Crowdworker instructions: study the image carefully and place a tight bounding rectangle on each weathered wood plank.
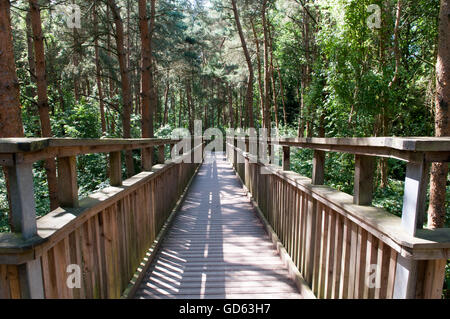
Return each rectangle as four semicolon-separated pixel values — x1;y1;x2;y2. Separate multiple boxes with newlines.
135;153;303;299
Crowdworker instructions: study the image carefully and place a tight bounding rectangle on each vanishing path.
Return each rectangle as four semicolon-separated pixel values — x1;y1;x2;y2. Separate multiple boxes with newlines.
134;152;302;299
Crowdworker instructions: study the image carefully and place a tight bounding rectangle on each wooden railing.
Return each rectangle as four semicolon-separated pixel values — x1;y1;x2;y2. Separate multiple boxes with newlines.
0;137;204;299
226;135;450;299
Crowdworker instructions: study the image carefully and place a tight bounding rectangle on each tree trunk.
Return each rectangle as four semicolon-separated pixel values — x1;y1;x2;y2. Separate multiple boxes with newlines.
277;66;288;125
178;88;183;128
428;0;450;229
251;18;265;127
73;27;81;103
378;6;390;189
389;0;402;88
0;0;26;230
25;11;36;98
108;0;135;177
299;3;312;138
29;0;59;210
94;3;106;135
106;5;115;100
163;81;170;125
139;0;153;176
262;0;271;138
148;0;157;137
56;78;66;135
228;85;234;128
231;0;254;128
186;79;194;134
297;85;305;137
268;24;279;129
170;92;175;126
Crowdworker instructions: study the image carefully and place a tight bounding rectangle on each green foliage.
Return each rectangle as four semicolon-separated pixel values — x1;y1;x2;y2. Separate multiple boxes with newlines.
3;0;449;298
0;174;9;233
54;100;102;138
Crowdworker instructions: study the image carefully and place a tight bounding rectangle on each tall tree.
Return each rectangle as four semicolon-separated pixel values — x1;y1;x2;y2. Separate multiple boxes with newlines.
25;11;36;98
148;0;157;137
428;0;450;228
231;0;254;128
262;0;271;137
163;81;170;125
93;1;107;135
139;0;153;170
29;0;58;210
389;0;402;87
108;0;135;177
0;0;24;139
0;0;26;228
268;23;279;129
250;17;265;126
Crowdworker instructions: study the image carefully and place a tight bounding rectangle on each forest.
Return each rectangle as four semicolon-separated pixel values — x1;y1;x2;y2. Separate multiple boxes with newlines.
0;0;449;297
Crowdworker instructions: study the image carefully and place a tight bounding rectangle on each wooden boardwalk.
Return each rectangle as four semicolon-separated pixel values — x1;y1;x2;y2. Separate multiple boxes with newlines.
134;152;302;299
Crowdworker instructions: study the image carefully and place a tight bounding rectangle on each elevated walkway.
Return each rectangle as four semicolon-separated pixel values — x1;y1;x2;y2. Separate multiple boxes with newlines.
135;153;302;299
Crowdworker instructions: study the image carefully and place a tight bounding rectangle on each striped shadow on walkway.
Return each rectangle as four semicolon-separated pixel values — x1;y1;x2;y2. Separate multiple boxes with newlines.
134;152;302;299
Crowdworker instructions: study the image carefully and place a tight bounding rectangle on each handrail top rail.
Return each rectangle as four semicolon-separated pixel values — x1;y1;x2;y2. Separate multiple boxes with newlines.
276;136;450;153
0;144;203;263
229;136;450;153
0;137;188;154
228;136;450;162
0;164;173;256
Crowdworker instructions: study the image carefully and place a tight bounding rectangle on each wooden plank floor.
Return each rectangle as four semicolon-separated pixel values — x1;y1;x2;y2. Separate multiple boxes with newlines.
134;152;302;299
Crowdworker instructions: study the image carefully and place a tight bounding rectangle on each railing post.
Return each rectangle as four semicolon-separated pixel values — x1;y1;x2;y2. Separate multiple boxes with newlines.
353;155;375;205
157;145;165;164
57;156;79;208
400;161;429;236
7;162;38;238
142;147;153;171
18;259;45;299
393;256;419;299
312;150;325;185
226;137;229;161
7;161;45;299
109;151;122;186
282;146;290;171
393;160;429;299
